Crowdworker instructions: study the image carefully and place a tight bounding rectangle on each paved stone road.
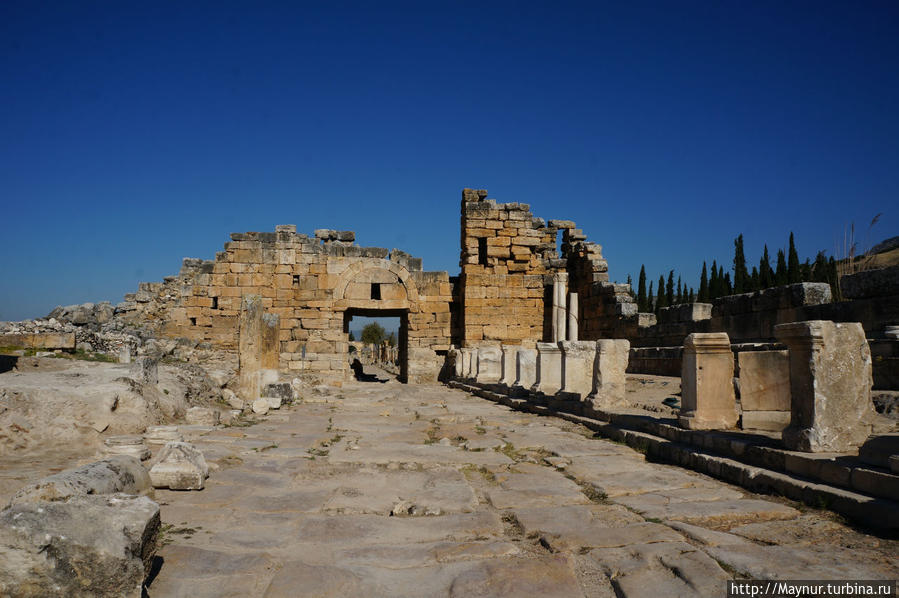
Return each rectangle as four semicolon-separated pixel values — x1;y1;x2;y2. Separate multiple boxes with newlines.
147;371;899;597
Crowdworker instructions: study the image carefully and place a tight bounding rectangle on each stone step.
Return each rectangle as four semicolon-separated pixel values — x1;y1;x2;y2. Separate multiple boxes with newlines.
448;380;899;530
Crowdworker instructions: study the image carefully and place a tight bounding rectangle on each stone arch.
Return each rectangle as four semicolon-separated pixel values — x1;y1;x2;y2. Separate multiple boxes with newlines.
332;260;420;311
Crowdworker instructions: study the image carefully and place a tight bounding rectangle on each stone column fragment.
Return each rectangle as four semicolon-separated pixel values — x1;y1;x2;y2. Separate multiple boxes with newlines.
559;341;596;399
238;294;263;402
476;345;502;383
589;339;630;409
567;292;578;342
500;345;519;386
552;273;568;343
460;348;472;378
775;321;879;452
514;349;537;389
533;342;562;395
260;312;280;387
678;333;738;430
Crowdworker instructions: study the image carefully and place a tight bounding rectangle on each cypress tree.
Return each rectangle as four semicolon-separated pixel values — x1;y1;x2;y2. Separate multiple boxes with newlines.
723;271;733;295
733;234;749;294
656;275;667;312
689;287;695;302
710;260;720;300
750;266;760;291
800;258;812;282
666;271;675;307
627;274;635;299
787;232;801;284
828;256;839;298
637;265;647;311
775;249;788;286
812;251;828;283
676;276;683;304
647;281;654;312
698;262;709;303
759;245;774;289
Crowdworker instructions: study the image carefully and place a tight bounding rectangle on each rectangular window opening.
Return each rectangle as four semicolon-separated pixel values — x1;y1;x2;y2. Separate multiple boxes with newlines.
211;297;218;309
370;283;381;300
293;275;301;286
478;237;488;266
189;317;197;326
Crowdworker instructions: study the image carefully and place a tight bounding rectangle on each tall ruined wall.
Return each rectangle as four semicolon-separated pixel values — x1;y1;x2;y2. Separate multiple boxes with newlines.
458;189;564;346
117;225;453;382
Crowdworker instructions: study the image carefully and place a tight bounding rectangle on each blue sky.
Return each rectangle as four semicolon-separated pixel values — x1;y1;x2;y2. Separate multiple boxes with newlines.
2;1;897;321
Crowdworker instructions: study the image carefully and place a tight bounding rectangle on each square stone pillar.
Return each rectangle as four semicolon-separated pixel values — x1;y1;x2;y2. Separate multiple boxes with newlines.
552;273;568;343
738;350;791;432
567;292;579;342
238;294;263;402
533;342;562;395
775;321;879;452
514;348;537;389
260;313;280;387
476;345;502;383
469;348;479;381
589;339;630;409
678;333;738;430
559;341;597;399
500;345;519;386
460;348;472;378
450;348;463;378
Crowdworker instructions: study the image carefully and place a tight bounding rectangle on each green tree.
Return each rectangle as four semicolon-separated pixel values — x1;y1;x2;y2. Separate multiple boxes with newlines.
709;260;720;300
698;262;709;302
361;322;387;345
348;331;355;341
637;265;647;311
723;271;732;295
666;271;675;307
387;332;397;347
787;232;801;284
733;234;749;294
750;266;759;291
688;287;695;303
759;245;774;289
627;274;636;300
775;249;788;286
656;275;667;313
676;276;683;304
647;281;654;313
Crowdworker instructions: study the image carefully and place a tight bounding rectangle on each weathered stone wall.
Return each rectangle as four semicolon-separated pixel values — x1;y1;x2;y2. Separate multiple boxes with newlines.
459;189;563;346
117;226;453;382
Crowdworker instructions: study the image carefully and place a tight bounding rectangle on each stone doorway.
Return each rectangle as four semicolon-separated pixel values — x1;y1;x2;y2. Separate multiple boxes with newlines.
343;308;409;383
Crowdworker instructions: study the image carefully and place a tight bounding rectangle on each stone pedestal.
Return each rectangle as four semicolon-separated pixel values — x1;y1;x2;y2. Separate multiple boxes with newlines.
238;294;263;402
559;341;596;399
589;339;630;409
476;345;502;383
460;348;472;378
738;350;791;432
678;333;738;430
500;345;519;386
514;349;537;389
775;321;879;452
533;342;562;395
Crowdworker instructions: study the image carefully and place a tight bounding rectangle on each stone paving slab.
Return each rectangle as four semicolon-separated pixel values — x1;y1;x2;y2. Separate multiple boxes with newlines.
143;375;899;596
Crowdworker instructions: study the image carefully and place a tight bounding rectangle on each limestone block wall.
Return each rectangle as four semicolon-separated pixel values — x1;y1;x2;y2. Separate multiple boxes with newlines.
459;189;563;346
117;225;453;382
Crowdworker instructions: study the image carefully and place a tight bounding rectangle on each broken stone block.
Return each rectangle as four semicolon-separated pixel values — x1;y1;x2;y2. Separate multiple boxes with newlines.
589;339;629;409
148;442;208;490
514;348;537;389
222;388;244;410
262;382;293;401
252;398;270;415
738;350;791;432
0;494;160;598
129;356;158;385
104;435;151;461
559;341;597;399
533;342;562;395
10;455;152;506
776;321;880;452
143;425;183;445
475;345;502;383
185;406;220;426
679;333;738;430
265;396;282;409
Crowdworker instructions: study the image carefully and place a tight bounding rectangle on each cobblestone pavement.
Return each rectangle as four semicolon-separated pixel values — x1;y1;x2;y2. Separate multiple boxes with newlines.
147;372;899;597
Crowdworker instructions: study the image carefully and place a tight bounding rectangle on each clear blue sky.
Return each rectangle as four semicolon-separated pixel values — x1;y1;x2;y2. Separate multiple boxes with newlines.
2;1;897;321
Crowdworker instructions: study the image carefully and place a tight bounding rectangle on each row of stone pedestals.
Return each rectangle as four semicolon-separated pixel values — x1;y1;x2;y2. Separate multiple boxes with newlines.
452;320;887;454
452;339;631;410
679;321;885;453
